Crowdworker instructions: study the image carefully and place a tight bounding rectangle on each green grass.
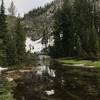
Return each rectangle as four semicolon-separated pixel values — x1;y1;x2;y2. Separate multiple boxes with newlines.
59;58;100;68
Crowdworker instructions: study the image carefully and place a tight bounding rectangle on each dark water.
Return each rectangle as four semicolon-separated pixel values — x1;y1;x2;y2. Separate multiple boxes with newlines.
13;57;100;100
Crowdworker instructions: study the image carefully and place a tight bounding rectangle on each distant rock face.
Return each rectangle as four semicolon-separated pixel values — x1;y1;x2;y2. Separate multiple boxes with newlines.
22;0;63;41
24;0;100;44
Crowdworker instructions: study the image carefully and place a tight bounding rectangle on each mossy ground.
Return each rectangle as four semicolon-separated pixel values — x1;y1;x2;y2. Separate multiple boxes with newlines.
59;58;100;68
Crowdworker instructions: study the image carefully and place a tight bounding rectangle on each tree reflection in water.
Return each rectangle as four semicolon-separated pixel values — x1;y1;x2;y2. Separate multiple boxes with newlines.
13;60;100;100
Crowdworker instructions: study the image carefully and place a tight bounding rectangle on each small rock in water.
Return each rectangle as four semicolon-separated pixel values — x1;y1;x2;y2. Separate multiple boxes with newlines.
45;90;55;96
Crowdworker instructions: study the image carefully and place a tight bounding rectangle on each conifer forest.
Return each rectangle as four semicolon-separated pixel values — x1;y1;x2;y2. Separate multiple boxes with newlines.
1;0;100;100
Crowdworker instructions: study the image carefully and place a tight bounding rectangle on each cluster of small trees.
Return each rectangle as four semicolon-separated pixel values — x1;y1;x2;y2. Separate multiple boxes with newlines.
0;0;25;66
49;0;100;59
24;1;55;18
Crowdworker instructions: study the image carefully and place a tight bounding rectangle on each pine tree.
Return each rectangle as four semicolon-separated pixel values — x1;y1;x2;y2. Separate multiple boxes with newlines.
53;8;63;58
88;25;98;58
73;0;99;58
52;0;74;58
0;0;8;66
5;32;18;66
15;16;26;63
61;0;74;56
0;0;7;38
74;0;89;54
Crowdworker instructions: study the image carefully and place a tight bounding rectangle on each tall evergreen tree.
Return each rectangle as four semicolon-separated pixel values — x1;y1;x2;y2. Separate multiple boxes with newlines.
15;16;26;63
0;0;8;66
61;0;74;56
52;0;74;58
5;32;18;66
73;0;98;58
52;8;63;58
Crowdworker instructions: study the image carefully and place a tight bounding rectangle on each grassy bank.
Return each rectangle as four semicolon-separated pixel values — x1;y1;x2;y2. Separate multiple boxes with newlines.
59;58;100;68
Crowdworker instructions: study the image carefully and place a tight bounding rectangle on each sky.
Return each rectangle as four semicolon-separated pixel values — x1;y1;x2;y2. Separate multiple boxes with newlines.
1;0;54;16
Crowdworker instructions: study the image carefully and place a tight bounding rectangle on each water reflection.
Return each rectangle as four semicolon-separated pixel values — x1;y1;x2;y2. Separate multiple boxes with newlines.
51;62;100;100
13;58;100;100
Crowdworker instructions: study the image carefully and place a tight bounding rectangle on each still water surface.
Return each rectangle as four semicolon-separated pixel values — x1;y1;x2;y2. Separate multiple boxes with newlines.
13;56;100;100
